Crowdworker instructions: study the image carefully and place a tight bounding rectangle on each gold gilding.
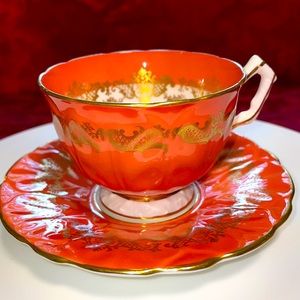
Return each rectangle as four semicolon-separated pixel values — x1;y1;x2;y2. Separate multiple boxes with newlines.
61;112;225;153
134;63;155;103
0;140;294;277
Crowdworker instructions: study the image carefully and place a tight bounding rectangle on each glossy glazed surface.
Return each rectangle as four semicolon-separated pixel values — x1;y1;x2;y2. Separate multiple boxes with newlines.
50;94;237;193
0;133;293;275
40;50;243;193
40;51;244;102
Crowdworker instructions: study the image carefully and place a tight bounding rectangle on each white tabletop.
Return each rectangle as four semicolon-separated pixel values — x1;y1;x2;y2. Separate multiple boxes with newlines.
0;121;299;300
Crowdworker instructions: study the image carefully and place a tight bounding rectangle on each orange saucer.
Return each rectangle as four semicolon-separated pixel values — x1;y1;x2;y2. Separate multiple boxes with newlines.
0;134;294;276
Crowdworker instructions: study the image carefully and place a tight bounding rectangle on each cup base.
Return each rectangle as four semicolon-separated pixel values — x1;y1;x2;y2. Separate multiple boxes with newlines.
89;182;203;224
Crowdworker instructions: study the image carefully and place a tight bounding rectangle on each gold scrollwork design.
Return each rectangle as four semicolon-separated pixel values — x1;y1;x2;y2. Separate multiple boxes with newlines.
67;120;101;152
107;127;167;152
177;112;224;144
80;124;167;153
67;77;206;104
65;112;225;153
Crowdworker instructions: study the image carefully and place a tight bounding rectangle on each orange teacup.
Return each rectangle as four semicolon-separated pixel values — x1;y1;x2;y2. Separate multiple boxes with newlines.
39;50;276;223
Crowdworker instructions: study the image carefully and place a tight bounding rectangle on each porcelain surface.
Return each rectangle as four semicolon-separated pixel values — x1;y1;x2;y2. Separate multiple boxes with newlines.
0;133;293;276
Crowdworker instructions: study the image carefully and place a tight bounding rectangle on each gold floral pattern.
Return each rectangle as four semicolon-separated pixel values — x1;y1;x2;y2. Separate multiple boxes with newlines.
67;78;207;104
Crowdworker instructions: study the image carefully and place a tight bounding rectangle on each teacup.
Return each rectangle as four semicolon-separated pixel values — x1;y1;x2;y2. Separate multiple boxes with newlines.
39;50;276;223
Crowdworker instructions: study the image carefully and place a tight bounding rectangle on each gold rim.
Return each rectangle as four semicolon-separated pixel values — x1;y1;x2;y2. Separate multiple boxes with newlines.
38;50;247;108
0;140;295;277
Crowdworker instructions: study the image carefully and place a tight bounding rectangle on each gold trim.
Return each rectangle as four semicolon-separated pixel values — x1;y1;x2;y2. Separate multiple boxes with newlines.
91;183;201;223
38;50;246;108
97;195;198;224
114;190;179;201
0;140;295;277
245;60;266;80
232;73;276;129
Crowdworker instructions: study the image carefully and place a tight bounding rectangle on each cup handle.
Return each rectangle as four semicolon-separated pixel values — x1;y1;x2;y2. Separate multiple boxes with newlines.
232;55;277;128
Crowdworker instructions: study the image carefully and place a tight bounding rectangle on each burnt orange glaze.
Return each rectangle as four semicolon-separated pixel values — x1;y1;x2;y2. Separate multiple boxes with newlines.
40;51;243;193
0;134;293;273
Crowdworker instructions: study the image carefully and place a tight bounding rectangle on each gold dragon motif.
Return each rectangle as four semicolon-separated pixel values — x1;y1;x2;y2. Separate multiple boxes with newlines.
177;112;224;144
68;112;224;153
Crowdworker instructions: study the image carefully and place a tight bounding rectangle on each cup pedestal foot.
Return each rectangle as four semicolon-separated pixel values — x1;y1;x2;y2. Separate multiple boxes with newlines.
89;182;203;224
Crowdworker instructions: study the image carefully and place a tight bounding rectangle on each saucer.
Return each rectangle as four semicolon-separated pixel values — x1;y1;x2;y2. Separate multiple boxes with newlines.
0;133;294;276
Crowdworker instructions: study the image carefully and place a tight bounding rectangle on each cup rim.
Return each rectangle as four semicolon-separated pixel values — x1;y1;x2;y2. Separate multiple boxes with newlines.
38;49;246;108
